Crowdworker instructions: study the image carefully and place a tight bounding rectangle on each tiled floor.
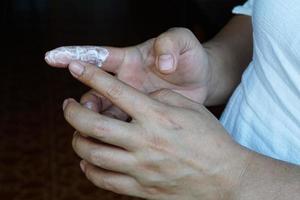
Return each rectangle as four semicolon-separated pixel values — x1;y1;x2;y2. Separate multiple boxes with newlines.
0;0;240;199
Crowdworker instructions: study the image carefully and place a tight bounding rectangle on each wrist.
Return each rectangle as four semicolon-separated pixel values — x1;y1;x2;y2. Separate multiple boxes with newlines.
195;130;254;200
202;41;225;106
229;148;255;200
231;150;300;200
228;148;254;200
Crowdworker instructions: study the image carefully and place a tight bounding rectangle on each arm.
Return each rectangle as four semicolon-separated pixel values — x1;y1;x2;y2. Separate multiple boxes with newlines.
203;15;253;106
235;150;300;200
203;16;300;199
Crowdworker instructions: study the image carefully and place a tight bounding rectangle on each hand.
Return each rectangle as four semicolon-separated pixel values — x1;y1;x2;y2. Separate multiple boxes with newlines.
63;61;250;200
46;28;212;104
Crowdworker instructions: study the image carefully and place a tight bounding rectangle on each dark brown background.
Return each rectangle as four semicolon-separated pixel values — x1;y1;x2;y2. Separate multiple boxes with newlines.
0;0;244;199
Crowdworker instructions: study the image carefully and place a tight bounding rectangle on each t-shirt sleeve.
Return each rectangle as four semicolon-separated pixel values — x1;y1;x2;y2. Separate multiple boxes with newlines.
232;0;254;16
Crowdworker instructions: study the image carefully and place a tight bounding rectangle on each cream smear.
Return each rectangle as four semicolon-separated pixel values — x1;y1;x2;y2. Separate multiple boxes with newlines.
45;46;109;67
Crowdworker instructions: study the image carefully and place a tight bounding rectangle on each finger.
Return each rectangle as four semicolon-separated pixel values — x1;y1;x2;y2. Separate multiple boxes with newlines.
45;46;109;68
154;28;198;74
102;106;129;121
80;89;112;112
81;161;145;198
150;89;203;112
80;91;129;121
72;133;136;174
68;61;159;120
45;46;126;74
63;98;142;150
80;90;129;121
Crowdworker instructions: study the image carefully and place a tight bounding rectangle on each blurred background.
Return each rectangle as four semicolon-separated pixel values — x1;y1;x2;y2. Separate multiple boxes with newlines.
0;0;245;199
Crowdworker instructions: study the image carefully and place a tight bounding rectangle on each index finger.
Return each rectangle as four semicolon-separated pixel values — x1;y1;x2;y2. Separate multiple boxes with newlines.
68;61;159;120
45;46;125;73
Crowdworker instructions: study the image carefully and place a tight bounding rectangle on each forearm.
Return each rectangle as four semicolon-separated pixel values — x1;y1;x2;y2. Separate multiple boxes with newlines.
203;15;253;106
235;151;300;200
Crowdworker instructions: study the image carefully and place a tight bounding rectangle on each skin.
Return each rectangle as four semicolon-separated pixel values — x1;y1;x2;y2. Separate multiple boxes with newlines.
46;28;211;104
63;61;300;200
46;16;300;199
46;16;252;118
63;60;248;199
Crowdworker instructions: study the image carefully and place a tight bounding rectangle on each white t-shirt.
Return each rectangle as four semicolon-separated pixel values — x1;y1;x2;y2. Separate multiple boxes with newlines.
220;0;300;165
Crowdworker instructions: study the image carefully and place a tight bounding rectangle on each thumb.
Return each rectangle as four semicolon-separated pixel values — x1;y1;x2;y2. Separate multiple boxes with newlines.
150;89;204;112
154;28;196;74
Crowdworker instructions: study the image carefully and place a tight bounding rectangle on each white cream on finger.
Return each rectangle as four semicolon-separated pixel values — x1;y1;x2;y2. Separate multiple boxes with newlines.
45;46;109;67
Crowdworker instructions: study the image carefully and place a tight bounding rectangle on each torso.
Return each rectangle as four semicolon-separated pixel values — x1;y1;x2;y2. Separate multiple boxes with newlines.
221;0;300;165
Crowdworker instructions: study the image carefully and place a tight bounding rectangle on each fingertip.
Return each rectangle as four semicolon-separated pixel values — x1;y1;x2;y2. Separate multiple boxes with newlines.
44;51;50;63
44;47;73;68
44;50;62;66
62;98;77;111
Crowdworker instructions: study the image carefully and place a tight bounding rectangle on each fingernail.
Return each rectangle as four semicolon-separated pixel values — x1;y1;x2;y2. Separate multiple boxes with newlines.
83;101;94;110
69;62;84;77
158;54;174;71
80;160;86;172
63;99;69;110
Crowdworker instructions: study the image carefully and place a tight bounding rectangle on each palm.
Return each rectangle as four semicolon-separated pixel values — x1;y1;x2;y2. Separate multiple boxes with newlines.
116;40;210;103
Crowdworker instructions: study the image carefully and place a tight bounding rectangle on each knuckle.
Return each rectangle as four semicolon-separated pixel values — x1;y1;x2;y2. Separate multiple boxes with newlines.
143;186;174;197
178;27;192;34
105;82;123;100
150;89;172;101
169;27;192;35
89;151;108;168
140;174;162;187
139;161;161;174
167;27;184;33
149;106;182;130
88;151;99;164
137;149;170;175
148;101;168;115
143;186;162;196
146;135;171;154
154;139;171;152
80;65;102;87
155;33;172;47
101;179;120;194
92;121;110;140
168;27;192;37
